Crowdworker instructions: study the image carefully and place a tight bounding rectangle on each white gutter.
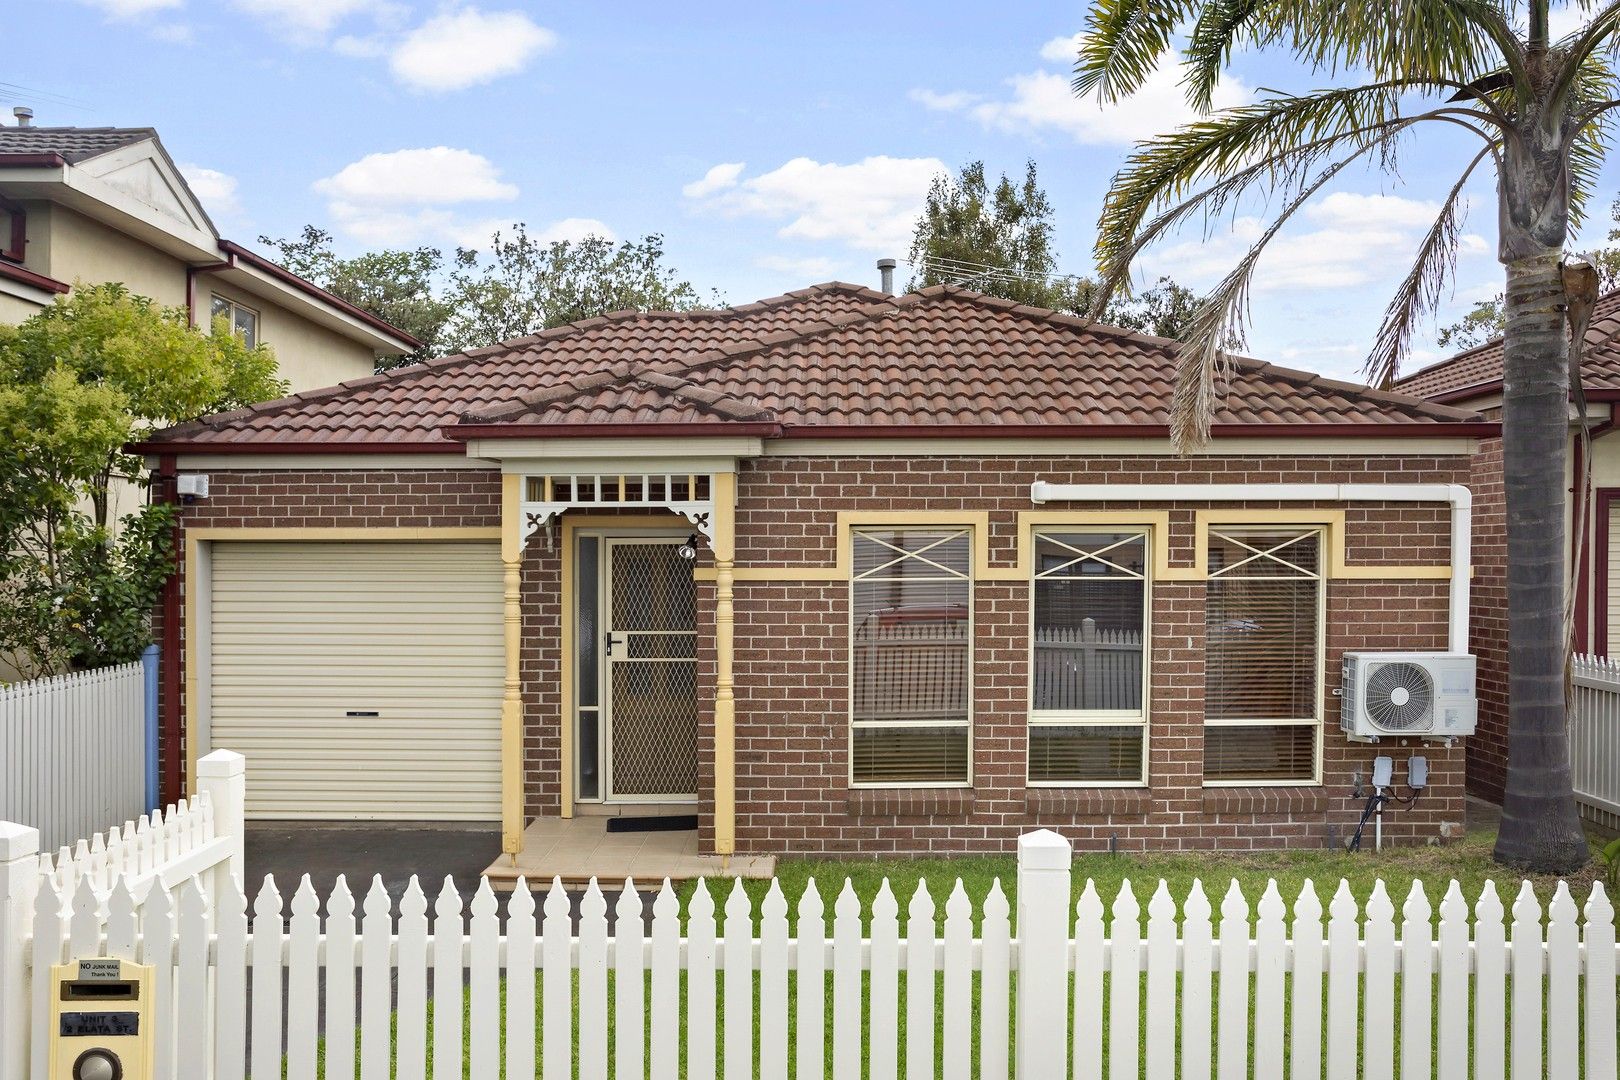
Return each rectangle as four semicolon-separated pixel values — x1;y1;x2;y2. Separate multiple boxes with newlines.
1028;482;1473;653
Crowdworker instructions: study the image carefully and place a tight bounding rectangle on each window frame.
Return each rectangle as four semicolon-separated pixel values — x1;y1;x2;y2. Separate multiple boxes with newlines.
1201;525;1327;787
1025;526;1152;788
847;524;975;790
210;293;261;348
0;196;24;264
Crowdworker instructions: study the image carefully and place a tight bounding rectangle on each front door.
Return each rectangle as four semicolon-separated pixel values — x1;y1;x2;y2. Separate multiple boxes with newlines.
604;538;699;802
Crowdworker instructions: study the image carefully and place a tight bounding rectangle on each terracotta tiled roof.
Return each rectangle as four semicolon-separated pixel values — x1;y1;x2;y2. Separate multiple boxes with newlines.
0;126;157;163
141;283;1486;451
1396;289;1620;401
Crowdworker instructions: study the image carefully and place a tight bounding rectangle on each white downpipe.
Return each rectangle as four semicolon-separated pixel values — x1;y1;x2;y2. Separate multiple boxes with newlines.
1028;481;1473;653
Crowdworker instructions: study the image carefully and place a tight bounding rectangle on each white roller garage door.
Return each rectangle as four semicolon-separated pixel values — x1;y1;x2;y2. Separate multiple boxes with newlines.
209;540;503;820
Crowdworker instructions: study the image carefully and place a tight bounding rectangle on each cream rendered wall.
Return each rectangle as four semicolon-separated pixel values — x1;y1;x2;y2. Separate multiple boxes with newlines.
12;205;376;389
203;282;375;390
0;293;43;323
42;205;188;307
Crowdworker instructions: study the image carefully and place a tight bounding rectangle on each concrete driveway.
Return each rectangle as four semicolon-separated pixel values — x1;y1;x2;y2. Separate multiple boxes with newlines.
242;821;645;931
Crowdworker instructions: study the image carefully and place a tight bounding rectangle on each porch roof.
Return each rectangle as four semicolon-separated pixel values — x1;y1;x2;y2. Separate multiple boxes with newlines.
138;282;1490;453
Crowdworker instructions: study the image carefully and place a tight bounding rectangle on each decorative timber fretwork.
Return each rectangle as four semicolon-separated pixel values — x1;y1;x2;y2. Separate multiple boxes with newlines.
518;472;717;550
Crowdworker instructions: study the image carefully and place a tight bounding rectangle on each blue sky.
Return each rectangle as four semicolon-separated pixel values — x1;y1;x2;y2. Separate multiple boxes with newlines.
13;2;1618;379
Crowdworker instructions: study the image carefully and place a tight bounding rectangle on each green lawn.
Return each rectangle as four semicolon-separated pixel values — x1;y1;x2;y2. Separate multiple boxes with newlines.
315;830;1609;1079
677;827;1607;931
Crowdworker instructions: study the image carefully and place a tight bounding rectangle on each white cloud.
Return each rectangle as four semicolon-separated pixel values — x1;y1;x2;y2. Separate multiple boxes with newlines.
1140;192;1490;294
315;147;520;245
178;163;241;217
1038;33;1082;64
1547;3;1588;41
756;254;840;279
909;88;980;112
230;0;391;38
682;162;746;199
685;155;947;254
916;33;1251;146
389;7;555;92
150;22;193;42
76;0;182;17
333;34;387;58
977;64;1250;144
315;147;518;205
531;217;616;245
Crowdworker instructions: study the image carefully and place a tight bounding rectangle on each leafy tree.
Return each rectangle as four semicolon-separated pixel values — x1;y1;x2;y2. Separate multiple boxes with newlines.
1437;295;1510;351
1074;0;1613;872
0;283;284;678
442;227;719;350
259;226;455;368
908;160;1200;337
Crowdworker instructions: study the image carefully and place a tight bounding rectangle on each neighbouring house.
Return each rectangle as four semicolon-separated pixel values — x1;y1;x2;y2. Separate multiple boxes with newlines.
0;117;420;416
1396;291;1620;804
135;280;1495;858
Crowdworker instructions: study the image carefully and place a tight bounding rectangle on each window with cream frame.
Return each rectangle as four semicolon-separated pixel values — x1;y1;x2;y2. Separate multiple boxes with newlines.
1027;528;1150;786
1203;526;1325;785
849;526;972;787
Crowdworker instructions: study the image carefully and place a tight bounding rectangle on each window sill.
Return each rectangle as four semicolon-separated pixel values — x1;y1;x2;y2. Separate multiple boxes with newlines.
1201;787;1327;815
1025;788;1150;818
846;788;976;819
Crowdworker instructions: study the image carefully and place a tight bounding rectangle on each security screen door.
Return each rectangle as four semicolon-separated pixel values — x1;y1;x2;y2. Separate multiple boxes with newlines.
603;538;699;801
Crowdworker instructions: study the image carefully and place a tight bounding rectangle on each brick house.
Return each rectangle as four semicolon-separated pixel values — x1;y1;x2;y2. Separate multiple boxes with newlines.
137;282;1494;858
1396;289;1620;804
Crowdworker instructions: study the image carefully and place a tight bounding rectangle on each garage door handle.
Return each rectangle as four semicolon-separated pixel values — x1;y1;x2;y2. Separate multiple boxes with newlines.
346;710;380;717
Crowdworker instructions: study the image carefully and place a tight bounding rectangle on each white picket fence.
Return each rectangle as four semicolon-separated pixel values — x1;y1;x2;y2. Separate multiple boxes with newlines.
4;826;1616;1080
1572;652;1620;831
0;749;244;1080
0;660;147;850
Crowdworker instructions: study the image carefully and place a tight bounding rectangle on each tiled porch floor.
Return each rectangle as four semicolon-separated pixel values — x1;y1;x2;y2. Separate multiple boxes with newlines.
482;816;776;888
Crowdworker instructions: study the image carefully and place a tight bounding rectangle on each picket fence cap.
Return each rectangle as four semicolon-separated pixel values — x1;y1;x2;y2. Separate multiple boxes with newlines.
1016;828;1072;870
0;821;39;861
197;749;245;777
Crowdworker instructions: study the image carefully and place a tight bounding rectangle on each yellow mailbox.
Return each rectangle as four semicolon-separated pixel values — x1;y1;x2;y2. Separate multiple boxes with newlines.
48;957;154;1080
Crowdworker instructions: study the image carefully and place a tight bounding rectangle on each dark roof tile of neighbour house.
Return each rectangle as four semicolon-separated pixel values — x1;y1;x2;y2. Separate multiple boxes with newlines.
1396;289;1620;401
0;126;158;163
138;283;1491;452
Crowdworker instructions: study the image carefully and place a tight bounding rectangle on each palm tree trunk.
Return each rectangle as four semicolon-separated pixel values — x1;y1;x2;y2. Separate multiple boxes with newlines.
1492;248;1590;872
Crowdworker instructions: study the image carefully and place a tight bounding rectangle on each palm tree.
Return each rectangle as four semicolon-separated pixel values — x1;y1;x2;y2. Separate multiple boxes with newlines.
1073;0;1600;872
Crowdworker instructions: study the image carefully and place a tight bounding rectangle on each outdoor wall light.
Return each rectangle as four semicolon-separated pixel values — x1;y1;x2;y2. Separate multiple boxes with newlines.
677;533;701;561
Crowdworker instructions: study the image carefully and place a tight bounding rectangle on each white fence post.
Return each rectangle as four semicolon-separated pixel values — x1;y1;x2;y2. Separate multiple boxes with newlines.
0;822;41;1080
1015;829;1072;1079
196;749;245;889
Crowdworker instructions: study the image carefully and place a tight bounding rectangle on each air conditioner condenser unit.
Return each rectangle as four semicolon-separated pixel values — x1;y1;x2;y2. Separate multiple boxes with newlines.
1340;652;1476;741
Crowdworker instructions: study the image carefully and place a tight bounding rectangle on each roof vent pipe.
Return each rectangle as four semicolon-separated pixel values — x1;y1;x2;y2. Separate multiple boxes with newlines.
877;258;896;295
12;107;32;127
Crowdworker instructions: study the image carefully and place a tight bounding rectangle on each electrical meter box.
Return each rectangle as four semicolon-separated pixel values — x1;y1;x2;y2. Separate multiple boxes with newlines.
48;957;154;1080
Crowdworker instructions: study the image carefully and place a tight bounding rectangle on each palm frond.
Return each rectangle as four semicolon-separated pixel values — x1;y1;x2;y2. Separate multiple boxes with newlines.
1094;85;1495;306
1364;145;1496;388
1169;146;1385;450
1255;0;1525;87
1184;0;1267;111
1552;0;1620;109
1073;0;1194;102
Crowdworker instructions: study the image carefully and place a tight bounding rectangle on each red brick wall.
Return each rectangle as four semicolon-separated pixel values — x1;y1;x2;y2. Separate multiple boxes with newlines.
163;454;1473;854
157;468;503;799
715;454;1471;854
1464;438;1509;803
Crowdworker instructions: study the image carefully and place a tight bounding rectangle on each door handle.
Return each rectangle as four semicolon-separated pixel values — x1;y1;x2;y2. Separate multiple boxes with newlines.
605;632;622;656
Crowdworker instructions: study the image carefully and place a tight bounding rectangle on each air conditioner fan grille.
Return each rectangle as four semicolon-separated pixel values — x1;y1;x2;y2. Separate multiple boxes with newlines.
1364;662;1433;731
